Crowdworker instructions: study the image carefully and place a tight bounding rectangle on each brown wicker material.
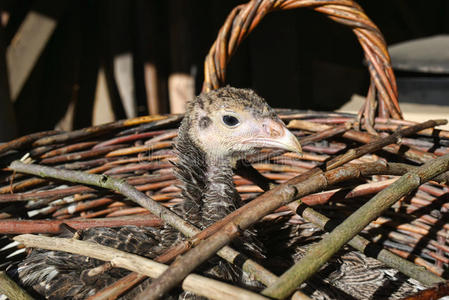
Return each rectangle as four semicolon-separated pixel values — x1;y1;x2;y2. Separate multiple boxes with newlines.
1;112;448;281
1;1;448;298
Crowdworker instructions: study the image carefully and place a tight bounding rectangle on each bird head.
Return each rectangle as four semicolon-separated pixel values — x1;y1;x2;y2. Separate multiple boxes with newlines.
181;87;302;163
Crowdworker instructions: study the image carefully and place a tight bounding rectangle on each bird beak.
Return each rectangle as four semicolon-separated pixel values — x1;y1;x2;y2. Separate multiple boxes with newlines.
272;126;302;154
243;119;302;154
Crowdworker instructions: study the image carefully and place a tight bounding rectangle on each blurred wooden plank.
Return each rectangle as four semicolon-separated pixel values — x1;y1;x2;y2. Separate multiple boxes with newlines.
144;63;161;114
92;68;115;126
168;73;194;113
114;53;136;118
6;11;57;101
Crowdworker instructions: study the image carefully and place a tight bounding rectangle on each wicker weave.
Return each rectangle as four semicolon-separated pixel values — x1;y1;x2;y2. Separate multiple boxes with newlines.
1;112;448;280
1;1;448;299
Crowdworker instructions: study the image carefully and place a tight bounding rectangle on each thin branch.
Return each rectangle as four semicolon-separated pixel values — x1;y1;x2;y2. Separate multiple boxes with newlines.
295;178;397;206
86;273;145;300
283;119;446;190
93;268;311;300
0;173;176;202
0;130;58;156
39;145;124;165
0;271;34;300
374;117;449;139
262;153;449;299
0;215;162;234
13;234;268;300
300;123;352;145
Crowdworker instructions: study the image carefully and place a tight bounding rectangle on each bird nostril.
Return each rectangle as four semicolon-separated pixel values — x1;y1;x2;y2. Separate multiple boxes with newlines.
265;121;282;137
273;125;283;137
274;129;281;137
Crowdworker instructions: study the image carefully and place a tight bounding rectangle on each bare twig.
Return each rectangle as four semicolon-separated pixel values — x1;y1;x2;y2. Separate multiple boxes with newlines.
262;153;449;299
0;130;58;156
0;173;176;202
40;145;124;164
0;271;34;300
247;161;448;282
87;273;145;300
300;123;352;145
13;234;268;300
297;178;397;205
373;117;449;139
0;215;162;234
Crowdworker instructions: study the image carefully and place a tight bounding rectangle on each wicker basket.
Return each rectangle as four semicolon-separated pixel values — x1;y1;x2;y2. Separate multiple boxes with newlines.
1;0;448;299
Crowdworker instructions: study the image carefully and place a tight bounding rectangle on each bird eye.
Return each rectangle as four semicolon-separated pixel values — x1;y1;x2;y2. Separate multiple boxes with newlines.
222;115;240;127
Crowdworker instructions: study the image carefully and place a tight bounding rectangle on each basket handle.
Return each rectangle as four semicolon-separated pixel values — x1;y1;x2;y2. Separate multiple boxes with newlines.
202;0;402;120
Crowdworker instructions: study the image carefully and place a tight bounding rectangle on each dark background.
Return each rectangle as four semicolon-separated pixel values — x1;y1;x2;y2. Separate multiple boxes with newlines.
1;0;448;140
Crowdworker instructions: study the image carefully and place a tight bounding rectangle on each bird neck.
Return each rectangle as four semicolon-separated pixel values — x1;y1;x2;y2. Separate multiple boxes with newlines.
175;131;241;228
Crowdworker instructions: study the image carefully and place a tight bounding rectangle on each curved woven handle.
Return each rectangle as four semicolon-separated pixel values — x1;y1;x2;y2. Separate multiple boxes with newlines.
202;0;402;120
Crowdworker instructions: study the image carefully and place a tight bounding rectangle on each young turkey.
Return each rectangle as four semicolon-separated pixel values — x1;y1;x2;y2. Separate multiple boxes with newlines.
11;87;422;299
